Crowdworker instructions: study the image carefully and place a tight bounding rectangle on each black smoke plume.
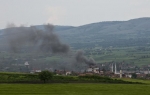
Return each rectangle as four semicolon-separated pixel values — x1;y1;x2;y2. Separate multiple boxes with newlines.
4;24;70;53
3;23;97;71
75;50;96;66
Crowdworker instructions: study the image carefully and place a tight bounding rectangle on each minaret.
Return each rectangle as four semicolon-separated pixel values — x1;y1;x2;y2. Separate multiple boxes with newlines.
120;70;122;78
112;63;113;72
115;63;117;74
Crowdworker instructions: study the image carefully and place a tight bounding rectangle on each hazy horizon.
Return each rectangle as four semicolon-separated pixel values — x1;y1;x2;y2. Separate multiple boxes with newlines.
1;0;150;29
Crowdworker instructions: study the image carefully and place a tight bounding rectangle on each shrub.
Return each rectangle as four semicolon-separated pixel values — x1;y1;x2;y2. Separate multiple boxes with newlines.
38;70;53;83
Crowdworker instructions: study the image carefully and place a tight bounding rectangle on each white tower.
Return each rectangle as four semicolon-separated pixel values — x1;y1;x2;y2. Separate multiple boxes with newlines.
120;70;122;78
115;63;117;74
111;63;113;72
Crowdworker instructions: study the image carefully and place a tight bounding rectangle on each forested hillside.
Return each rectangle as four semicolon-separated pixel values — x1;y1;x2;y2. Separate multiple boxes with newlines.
1;17;150;49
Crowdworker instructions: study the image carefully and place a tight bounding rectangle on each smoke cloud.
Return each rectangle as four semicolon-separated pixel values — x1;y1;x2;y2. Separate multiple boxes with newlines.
4;24;70;53
75;50;96;66
3;23;96;71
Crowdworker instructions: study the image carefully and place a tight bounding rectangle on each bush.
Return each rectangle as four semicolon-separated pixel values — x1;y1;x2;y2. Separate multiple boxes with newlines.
38;70;53;83
132;73;137;79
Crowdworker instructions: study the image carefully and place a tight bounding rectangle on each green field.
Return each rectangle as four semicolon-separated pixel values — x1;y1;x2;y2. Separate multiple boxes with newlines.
0;72;149;95
122;78;150;84
86;46;150;66
0;83;150;95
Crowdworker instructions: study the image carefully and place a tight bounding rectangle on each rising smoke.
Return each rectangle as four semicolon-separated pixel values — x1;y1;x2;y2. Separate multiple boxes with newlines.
75;50;96;66
4;24;70;53
3;24;96;71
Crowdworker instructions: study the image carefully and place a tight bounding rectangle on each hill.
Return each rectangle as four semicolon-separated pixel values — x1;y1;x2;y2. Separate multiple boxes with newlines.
55;17;150;49
0;17;150;68
1;17;150;49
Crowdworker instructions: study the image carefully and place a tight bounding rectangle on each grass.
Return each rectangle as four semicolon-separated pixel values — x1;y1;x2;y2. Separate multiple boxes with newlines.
87;46;150;65
122;78;150;84
0;83;150;95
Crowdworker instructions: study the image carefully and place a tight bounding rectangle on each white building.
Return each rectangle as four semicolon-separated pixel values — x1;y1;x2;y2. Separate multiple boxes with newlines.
86;67;99;73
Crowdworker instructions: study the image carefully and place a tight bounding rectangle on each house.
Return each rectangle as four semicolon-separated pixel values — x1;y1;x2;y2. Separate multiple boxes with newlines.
86;67;100;74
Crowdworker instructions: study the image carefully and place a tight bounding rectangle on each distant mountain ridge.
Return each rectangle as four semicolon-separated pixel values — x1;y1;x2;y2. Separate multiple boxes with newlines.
54;17;150;48
1;17;150;49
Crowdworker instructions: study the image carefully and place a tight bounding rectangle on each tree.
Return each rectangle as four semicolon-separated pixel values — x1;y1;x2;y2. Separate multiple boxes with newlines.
38;70;53;83
132;73;137;79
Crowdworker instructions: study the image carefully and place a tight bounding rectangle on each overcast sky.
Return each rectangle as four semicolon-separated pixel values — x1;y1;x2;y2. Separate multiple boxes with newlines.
0;0;150;29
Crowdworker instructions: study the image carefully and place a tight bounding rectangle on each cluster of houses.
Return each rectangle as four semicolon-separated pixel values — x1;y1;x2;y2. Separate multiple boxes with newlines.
83;63;150;79
27;64;150;79
50;63;150;79
11;61;150;79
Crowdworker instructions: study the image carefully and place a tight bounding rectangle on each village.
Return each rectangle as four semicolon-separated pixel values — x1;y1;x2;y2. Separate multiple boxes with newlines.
20;61;150;79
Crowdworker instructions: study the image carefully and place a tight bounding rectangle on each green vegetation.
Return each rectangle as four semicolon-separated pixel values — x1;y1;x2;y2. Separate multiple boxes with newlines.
1;46;150;73
0;72;39;83
0;73;149;95
122;78;150;84
132;73;137;79
0;83;150;95
38;70;53;83
85;46;150;66
0;72;139;84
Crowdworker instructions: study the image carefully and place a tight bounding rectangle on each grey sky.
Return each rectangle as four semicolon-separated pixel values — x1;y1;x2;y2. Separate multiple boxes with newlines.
0;0;150;29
